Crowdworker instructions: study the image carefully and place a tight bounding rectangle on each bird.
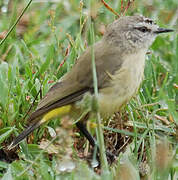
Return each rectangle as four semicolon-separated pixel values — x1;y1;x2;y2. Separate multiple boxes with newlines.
8;15;173;156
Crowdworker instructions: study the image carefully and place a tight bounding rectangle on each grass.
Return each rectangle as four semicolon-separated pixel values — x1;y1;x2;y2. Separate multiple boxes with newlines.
0;0;177;179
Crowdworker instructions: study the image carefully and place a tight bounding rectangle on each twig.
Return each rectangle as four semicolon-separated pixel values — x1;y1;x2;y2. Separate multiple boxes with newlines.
122;0;135;16
101;0;135;18
101;0;120;17
140;102;159;108
120;0;124;13
154;114;170;125
118;137;131;153
122;0;131;16
23;87;42;121
0;0;33;46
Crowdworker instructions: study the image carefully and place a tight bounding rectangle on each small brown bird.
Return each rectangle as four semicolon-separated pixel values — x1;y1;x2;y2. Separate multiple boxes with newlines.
9;15;173;154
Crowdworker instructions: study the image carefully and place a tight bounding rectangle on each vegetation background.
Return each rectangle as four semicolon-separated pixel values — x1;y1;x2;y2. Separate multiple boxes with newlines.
0;0;177;179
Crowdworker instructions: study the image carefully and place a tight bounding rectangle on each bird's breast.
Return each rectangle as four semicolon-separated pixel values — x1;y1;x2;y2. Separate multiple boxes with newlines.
98;50;146;118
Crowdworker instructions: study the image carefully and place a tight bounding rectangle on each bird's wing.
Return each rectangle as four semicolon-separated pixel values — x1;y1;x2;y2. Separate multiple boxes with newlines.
28;40;124;122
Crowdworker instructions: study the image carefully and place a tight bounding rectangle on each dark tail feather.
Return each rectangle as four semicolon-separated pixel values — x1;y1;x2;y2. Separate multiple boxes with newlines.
8;122;40;150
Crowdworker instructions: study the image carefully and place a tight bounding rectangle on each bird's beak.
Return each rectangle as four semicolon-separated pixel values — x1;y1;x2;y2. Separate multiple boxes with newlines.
154;28;174;34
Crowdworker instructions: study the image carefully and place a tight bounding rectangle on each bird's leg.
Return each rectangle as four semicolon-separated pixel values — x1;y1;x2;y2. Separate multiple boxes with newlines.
76;121;116;164
76;121;96;147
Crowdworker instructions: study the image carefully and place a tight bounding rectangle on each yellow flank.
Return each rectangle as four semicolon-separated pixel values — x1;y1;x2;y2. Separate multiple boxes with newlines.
40;105;72;123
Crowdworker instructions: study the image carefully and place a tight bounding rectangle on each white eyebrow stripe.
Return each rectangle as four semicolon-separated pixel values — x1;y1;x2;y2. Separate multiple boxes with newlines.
135;22;158;28
143;18;156;24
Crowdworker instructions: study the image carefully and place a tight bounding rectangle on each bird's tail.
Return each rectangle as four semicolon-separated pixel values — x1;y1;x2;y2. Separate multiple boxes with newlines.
8;105;72;150
8;121;41;150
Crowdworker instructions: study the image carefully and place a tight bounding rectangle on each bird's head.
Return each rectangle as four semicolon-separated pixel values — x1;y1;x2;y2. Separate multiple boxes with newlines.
104;15;173;52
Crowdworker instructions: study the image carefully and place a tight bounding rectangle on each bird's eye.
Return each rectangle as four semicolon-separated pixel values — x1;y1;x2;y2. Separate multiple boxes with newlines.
138;27;148;33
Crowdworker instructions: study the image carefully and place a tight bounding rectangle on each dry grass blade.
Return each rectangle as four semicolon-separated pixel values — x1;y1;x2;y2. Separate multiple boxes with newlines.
154;114;170;125
101;0;135;18
122;0;135;16
101;0;120;17
57;44;71;71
